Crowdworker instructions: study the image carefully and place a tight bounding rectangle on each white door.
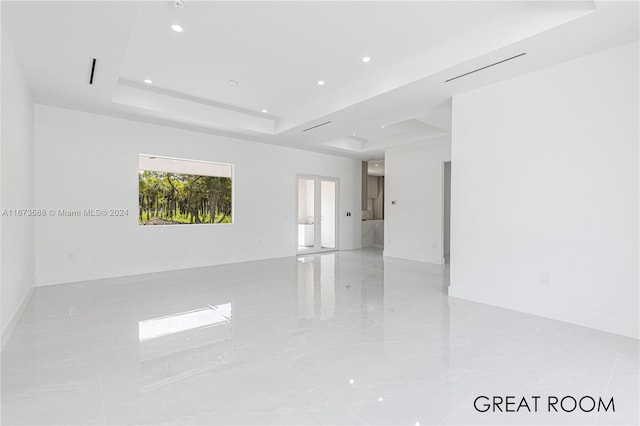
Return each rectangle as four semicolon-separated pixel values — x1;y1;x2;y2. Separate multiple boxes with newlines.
297;176;338;254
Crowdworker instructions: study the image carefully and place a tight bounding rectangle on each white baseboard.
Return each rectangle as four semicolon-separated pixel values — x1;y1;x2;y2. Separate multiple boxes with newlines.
1;287;34;350
448;285;639;339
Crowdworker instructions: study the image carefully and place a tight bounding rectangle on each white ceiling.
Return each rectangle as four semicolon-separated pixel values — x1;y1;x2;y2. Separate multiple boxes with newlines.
2;1;638;160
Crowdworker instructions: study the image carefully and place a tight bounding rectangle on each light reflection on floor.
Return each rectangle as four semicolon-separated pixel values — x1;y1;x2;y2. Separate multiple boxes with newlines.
1;248;637;425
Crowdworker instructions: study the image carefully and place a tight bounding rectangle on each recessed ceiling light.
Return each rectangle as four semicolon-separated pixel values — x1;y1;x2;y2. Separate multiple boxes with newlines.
144;79;152;84
317;80;325;86
374;164;379;167
171;24;184;33
362;56;371;63
227;80;239;86
381;125;385;129
261;109;268;113
352;133;356;137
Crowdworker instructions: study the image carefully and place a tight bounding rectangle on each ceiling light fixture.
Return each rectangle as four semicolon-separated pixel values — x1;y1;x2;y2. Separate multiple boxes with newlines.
362;56;371;63
144;79;153;84
171;24;184;33
261;109;268;113
381;125;385;129
317;80;325;86
227;80;239;86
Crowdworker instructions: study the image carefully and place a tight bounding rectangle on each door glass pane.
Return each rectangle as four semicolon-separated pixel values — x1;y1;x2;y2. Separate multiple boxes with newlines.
297;179;315;250
320;180;336;249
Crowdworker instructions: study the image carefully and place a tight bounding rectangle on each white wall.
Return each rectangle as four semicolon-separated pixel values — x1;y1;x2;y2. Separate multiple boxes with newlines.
1;28;35;345
34;105;361;286
450;41;639;338
384;137;451;264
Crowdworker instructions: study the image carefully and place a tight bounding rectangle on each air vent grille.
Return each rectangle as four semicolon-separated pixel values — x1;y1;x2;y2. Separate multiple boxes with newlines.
89;58;97;85
303;121;332;132
445;53;526;83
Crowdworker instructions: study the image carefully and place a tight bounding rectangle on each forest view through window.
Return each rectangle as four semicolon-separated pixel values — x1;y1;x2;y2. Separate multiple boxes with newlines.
139;155;233;225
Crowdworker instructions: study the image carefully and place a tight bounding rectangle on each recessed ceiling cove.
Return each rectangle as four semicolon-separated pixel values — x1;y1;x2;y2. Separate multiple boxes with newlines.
3;0;638;159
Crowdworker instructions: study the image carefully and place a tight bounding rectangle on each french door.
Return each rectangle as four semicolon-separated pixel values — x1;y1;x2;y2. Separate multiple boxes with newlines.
297;176;338;254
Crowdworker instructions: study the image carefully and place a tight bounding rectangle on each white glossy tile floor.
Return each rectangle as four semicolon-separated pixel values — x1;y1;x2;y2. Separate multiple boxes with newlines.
1;249;638;425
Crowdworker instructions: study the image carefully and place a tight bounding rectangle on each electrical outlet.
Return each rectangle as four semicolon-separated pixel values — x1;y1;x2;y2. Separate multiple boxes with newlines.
541;274;550;286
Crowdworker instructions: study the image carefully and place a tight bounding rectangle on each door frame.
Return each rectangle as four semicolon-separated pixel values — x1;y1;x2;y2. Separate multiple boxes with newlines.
295;174;340;254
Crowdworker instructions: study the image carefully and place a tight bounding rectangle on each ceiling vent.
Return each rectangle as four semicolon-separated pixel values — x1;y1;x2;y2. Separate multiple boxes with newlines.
303;121;332;132
88;58;97;85
445;52;526;83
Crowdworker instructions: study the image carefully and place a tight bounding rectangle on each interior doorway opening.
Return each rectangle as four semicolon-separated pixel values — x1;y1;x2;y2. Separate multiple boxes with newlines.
443;161;451;264
362;160;384;249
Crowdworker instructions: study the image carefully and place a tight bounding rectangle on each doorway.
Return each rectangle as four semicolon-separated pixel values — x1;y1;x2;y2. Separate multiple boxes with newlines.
297;176;338;254
443;161;451;264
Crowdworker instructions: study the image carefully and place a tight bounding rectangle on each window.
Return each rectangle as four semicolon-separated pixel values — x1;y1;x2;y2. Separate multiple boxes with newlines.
138;154;232;225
